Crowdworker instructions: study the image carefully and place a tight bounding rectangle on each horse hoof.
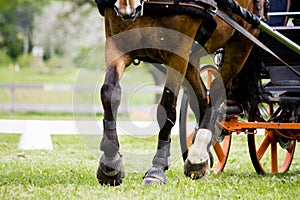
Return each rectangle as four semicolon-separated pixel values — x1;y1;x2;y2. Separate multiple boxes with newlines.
97;153;124;186
142;167;166;186
184;158;210;179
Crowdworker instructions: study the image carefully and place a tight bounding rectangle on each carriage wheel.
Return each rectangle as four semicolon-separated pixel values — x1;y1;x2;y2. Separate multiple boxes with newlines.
179;64;231;173
198;64;219;94
247;103;296;174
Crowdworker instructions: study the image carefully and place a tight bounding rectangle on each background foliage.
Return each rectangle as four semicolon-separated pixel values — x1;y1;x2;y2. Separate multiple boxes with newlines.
0;0;103;70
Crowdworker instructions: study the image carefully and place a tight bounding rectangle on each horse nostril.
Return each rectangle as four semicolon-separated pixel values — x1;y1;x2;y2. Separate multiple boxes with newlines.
118;11;136;20
136;5;142;15
122;14;134;20
130;11;136;18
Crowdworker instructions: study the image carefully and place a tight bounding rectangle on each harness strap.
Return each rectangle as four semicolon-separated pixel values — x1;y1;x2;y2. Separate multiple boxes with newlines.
194;14;217;47
216;10;300;77
95;0;115;16
144;1;217;12
95;0;217;17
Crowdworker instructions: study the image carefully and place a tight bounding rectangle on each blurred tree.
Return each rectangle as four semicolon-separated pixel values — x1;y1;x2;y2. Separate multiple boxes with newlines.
66;0;95;7
0;0;49;61
32;0;103;65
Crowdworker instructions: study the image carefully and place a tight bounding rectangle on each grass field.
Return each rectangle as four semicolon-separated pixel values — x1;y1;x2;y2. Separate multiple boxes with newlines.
1;134;299;199
1;56;299;199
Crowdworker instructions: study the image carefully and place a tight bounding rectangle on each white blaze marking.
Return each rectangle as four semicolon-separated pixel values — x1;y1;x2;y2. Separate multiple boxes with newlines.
126;0;132;15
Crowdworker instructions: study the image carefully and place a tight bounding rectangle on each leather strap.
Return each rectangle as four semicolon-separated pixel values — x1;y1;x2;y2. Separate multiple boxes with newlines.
145;0;217;11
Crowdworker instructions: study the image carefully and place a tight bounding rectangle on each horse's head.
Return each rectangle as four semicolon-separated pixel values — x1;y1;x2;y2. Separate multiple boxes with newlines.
114;0;144;20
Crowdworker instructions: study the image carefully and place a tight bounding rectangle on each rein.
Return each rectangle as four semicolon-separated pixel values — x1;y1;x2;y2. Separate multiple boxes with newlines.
215;0;300;77
216;10;300;77
144;0;217;11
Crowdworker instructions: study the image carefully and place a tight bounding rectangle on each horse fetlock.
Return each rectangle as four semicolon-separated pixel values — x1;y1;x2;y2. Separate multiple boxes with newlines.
100;153;123;176
100;120;120;157
97;153;124;186
152;139;171;170
152;155;171;171
100;135;119;158
142;167;166;186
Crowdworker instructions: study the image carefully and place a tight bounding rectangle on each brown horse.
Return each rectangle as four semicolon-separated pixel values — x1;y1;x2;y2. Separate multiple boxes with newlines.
95;0;261;186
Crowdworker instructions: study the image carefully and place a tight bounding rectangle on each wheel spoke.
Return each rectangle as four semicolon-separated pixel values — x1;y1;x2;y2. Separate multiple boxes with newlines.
247;101;296;174
256;134;271;161
280;140;295;172
270;138;278;173
286;140;295;153
222;136;231;153
213;141;226;162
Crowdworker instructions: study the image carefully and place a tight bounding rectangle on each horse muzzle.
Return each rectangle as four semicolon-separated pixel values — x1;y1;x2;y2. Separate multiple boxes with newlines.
114;2;144;21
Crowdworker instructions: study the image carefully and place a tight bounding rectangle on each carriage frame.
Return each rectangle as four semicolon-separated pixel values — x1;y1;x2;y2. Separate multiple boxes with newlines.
179;8;300;174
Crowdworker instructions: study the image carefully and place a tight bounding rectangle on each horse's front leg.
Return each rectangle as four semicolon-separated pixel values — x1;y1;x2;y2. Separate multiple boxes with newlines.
97;55;130;186
142;57;187;186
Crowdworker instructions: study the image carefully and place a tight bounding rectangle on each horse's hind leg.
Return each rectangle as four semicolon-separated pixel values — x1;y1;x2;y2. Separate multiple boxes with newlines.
183;63;207;127
142;57;188;186
97;55;130;186
183;63;214;179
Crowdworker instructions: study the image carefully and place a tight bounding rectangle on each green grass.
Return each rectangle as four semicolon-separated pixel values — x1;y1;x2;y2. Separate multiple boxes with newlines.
1;134;299;199
1;58;300;198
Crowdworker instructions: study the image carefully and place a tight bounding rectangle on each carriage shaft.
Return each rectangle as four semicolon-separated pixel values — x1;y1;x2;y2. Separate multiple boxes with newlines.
258;21;300;55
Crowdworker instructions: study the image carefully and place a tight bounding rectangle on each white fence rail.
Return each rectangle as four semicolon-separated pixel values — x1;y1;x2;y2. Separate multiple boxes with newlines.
0;119;185;150
0;83;163;115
